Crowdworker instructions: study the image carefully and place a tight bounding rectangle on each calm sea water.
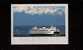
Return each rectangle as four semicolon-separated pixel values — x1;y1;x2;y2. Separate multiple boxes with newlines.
14;25;65;37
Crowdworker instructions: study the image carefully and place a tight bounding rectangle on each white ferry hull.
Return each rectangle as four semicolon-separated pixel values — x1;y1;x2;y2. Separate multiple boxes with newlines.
31;31;54;34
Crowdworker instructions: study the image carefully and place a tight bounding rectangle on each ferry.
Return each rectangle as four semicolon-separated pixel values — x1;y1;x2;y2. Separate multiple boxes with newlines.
30;26;60;35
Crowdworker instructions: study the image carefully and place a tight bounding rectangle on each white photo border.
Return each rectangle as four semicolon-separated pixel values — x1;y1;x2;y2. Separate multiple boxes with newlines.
11;4;68;45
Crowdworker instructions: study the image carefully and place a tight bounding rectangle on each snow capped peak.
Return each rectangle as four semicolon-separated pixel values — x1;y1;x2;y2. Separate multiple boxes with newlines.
13;4;65;16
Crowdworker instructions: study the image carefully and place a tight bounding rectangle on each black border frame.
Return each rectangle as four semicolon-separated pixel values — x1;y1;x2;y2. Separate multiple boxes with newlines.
0;0;81;50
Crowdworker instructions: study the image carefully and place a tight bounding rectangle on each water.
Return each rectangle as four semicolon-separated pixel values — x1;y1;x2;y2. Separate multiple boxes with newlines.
14;25;65;37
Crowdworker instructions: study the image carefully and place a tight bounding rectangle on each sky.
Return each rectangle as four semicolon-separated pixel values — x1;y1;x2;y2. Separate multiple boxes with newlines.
14;12;65;26
13;4;65;26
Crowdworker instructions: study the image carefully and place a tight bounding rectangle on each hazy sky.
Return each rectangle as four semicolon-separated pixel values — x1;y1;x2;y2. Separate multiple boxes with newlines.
13;4;65;26
14;12;65;26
